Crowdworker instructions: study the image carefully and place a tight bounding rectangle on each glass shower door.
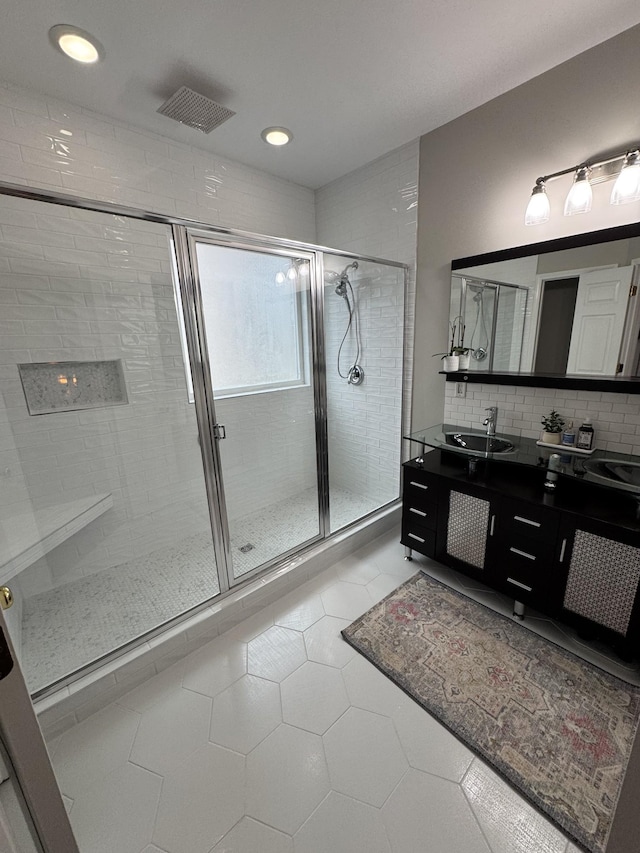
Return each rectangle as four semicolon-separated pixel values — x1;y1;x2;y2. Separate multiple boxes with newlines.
323;254;405;531
190;238;322;581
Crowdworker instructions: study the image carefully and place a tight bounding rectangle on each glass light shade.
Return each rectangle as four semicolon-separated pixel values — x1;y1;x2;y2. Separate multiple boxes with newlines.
610;155;640;205
59;34;98;62
275;271;286;285
525;185;550;226
564;170;592;216
49;26;103;63
286;266;297;280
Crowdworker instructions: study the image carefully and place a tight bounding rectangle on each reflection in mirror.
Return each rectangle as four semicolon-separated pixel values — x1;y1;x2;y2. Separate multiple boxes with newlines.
451;234;640;378
451;275;528;371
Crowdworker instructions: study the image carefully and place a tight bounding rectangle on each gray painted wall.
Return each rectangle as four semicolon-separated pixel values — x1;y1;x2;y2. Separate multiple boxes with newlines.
414;24;640;432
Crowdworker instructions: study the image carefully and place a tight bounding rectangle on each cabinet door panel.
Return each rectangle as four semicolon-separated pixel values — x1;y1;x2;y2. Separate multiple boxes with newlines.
445;490;491;570
563;529;640;636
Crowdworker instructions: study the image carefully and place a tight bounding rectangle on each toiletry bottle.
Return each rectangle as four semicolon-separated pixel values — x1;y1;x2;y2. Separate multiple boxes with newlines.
544;453;561;492
561;422;575;446
576;418;594;451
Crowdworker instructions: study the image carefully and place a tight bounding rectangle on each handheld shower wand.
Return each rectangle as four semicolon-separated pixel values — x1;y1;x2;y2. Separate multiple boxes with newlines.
332;262;364;385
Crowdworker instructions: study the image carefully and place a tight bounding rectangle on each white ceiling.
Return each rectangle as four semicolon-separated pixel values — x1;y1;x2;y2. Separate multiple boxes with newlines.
1;1;640;189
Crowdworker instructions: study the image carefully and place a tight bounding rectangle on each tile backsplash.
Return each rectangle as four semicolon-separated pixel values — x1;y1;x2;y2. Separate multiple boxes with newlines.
444;381;640;455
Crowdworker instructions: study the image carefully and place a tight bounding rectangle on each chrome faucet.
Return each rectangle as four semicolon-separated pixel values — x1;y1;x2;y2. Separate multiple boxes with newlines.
483;406;498;436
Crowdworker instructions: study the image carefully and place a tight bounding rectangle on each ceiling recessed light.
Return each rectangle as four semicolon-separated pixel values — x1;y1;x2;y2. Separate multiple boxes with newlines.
261;127;293;146
49;25;104;64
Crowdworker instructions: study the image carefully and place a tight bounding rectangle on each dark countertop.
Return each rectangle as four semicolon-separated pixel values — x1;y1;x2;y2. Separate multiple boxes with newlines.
406;422;640;487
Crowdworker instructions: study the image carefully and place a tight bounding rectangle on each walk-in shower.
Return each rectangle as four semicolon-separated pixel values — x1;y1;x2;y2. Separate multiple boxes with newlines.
0;186;407;697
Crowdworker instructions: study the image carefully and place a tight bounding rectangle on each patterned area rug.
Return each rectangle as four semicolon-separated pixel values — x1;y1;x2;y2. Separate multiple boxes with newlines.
342;573;640;853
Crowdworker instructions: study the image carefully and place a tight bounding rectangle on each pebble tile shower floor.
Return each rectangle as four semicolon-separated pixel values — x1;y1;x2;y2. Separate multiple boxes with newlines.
45;528;589;853
21;487;381;692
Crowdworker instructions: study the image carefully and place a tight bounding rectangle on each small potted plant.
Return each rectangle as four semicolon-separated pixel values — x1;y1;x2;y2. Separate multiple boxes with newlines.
452;346;470;370
451;317;470;369
540;410;565;444
433;321;461;371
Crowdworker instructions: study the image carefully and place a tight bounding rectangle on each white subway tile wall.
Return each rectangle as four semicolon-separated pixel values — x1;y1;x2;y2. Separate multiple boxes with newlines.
324;259;405;515
316;142;419;501
444;382;640;455
0;82;316;242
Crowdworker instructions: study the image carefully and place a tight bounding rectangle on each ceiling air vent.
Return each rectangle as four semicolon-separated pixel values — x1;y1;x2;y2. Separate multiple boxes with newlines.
156;86;235;134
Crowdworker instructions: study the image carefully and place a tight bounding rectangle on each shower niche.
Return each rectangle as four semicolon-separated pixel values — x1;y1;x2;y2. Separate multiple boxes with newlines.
0;189;407;697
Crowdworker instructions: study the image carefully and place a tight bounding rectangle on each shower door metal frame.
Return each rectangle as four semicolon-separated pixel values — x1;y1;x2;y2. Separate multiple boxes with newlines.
0;178;408;617
175;226;330;591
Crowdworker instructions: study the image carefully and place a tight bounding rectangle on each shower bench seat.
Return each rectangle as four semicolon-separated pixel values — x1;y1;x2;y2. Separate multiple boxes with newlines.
0;493;113;585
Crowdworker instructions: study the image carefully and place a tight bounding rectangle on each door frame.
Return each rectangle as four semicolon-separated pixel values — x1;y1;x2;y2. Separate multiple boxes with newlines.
0;606;79;852
173;227;330;591
531;264;616;370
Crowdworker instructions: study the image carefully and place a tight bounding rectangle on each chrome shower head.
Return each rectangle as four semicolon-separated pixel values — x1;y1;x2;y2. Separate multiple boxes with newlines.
325;261;359;294
334;261;358;297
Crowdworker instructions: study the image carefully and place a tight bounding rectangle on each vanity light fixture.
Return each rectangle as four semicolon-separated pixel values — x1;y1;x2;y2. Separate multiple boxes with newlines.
525;146;640;225
563;166;592;216
261;127;293;146
611;150;640;205
49;25;104;64
524;181;550;226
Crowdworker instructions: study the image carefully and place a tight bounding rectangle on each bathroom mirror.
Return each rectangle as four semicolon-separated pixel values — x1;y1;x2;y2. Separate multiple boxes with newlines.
451;222;640;382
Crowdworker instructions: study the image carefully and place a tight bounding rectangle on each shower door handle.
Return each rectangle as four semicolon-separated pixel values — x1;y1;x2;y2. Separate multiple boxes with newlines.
213;424;226;440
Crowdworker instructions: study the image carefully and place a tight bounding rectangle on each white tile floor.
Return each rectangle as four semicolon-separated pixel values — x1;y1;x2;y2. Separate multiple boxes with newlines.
21;486;381;692
45;528;596;853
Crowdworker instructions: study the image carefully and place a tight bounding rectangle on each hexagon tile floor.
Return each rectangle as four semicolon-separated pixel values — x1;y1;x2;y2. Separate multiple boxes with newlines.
47;529;587;853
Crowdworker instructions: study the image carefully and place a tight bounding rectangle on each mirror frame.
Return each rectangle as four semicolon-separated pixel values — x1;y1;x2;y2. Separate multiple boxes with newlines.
450;220;640;393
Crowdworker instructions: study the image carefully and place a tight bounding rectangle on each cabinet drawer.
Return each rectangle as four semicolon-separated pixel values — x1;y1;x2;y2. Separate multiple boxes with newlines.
501;501;559;544
401;523;436;557
404;472;439;505
404;499;438;531
500;536;556;565
494;538;557;595
500;573;544;603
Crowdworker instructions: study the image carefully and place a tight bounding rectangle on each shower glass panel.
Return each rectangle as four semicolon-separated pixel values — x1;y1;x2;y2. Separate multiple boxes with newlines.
451;276;528;372
323;254;405;532
191;240;321;579
493;286;528;371
0;195;218;694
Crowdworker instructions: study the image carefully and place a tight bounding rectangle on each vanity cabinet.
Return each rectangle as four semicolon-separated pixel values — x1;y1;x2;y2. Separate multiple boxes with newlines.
558;518;640;644
402;451;640;655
